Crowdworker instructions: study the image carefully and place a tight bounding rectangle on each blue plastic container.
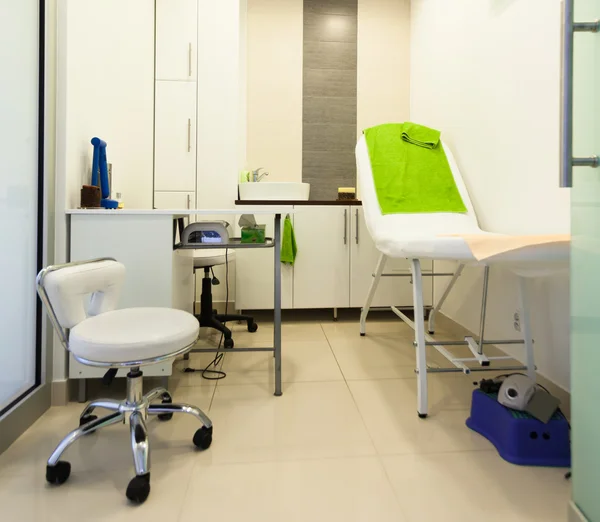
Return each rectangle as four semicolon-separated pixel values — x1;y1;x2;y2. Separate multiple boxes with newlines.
466;389;570;467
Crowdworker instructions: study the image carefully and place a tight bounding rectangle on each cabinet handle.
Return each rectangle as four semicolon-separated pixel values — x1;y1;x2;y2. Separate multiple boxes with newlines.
343;209;348;245
186;194;191;209
188;43;192;77
355;209;359;244
187;118;191;152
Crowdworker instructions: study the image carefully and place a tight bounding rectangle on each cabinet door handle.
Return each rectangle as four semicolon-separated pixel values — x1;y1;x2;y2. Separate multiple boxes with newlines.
187;118;191;152
355;209;359;244
343;209;348;245
188;43;192;77
186;194;191;209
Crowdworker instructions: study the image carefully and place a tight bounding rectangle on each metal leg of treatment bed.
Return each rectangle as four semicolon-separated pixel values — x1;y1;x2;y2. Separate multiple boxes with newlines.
361;256;536;417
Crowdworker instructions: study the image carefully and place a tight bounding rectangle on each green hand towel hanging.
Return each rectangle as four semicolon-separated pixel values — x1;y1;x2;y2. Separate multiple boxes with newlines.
281;215;297;265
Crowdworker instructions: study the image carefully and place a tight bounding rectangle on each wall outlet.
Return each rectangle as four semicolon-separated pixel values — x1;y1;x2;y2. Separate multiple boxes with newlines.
513;310;521;332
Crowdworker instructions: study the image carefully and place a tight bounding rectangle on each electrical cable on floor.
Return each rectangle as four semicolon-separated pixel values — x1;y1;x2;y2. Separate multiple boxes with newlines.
183;249;229;380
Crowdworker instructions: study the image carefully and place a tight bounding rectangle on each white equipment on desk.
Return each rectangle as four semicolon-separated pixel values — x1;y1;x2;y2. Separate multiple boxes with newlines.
182;221;232;245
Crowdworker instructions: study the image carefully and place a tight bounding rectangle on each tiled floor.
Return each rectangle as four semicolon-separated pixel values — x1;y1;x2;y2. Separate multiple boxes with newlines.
0;314;570;521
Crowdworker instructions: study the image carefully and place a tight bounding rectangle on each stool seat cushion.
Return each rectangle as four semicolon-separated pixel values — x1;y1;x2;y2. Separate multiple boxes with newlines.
69;308;199;364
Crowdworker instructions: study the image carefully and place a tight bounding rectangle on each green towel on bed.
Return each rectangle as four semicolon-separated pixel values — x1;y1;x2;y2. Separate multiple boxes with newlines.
401;121;441;149
364;122;467;215
281;215;297;265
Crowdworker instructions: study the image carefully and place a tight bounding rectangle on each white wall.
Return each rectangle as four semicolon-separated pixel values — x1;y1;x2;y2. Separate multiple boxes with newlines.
245;0;411;184
410;0;571;389
357;0;411;134
53;0;155;383
246;0;303;183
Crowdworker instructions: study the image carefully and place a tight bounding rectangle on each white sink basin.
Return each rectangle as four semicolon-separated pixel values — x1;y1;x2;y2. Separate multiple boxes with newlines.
238;182;310;201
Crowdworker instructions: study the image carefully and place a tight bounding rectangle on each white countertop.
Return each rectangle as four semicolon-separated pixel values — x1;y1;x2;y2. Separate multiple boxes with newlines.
66;207;294;216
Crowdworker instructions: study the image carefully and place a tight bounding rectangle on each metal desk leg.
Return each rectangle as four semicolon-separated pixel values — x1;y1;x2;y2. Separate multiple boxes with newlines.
274;213;282;396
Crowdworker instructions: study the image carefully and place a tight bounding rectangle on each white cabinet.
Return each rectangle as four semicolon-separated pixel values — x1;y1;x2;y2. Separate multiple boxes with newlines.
155;0;198;81
154;191;195;210
293;207;350;309
235;205;433;311
154;81;197;192
235;213;294;310
349;207;433;308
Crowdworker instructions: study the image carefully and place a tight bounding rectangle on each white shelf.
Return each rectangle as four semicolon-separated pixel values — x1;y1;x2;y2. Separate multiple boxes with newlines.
66;208;294;216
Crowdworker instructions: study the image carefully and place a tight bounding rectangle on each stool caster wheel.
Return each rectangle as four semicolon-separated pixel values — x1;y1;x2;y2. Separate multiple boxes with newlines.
157;395;173;421
79;414;98;428
126;473;150;504
224;338;234;349
193;425;213;450
247;321;258;333
46;461;71;485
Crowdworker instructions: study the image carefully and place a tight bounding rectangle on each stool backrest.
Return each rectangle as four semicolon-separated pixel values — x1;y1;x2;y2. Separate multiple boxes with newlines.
37;259;125;347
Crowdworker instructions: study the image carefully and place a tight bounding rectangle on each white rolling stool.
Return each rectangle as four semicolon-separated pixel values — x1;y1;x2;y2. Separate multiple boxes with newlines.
193;249;258;349
37;258;213;504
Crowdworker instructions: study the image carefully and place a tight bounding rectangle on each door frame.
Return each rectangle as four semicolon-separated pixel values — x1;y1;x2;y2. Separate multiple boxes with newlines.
0;0;52;454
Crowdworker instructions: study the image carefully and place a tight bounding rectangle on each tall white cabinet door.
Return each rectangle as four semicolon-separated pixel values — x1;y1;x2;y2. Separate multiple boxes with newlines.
235;213;293;310
350;207;434;308
154;191;195;210
293;206;350;309
154;81;197;192
155;0;197;81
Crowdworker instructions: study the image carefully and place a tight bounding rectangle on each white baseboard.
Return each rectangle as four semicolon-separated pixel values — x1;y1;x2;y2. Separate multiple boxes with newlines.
569;501;588;522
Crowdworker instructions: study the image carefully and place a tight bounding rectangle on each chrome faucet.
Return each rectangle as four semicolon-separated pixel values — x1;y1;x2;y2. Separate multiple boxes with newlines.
252;167;269;182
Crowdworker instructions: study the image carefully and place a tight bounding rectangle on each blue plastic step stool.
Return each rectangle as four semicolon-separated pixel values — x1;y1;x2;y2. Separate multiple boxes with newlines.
466;389;570;467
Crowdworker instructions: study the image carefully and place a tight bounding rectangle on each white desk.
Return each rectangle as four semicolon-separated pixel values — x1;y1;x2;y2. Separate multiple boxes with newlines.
66;208;292;399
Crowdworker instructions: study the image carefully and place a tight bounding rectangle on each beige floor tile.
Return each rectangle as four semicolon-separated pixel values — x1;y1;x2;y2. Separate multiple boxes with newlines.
180;456;406;522
0;450;196;522
322;318;414;340
0;386;214;478
219;339;344;385
327;333;417;380
204;381;376;464
348;378;491;455
229;320;328;345
382;451;570;522
170;351;224;390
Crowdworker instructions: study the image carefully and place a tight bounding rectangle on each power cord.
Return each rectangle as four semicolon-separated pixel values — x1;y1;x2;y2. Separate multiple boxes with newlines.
183;249;229;380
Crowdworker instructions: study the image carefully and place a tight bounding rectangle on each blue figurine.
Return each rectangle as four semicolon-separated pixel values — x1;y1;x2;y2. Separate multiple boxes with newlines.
91;137;118;209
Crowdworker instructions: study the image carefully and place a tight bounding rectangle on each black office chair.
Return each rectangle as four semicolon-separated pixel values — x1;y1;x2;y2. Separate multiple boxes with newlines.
194;252;257;348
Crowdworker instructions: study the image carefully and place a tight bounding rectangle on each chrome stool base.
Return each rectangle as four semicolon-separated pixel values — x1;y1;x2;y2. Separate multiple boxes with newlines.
46;367;213;504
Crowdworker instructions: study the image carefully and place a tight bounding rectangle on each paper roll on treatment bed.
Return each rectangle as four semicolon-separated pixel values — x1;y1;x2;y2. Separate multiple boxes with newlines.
356;123;569;418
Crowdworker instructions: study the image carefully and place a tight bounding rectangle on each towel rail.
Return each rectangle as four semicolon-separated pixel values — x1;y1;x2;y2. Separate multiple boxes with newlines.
559;0;600;188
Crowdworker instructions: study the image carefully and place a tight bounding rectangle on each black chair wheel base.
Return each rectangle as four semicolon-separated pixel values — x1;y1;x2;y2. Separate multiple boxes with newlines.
126;473;151;504
157;395;173;421
247;321;258;333
79;414;98;428
224;338;234;349
46;461;71;485
193;426;213;450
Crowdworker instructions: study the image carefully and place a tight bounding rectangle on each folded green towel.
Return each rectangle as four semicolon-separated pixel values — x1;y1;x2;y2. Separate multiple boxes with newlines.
281;215;297;265
401;121;441;149
364;122;467;214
